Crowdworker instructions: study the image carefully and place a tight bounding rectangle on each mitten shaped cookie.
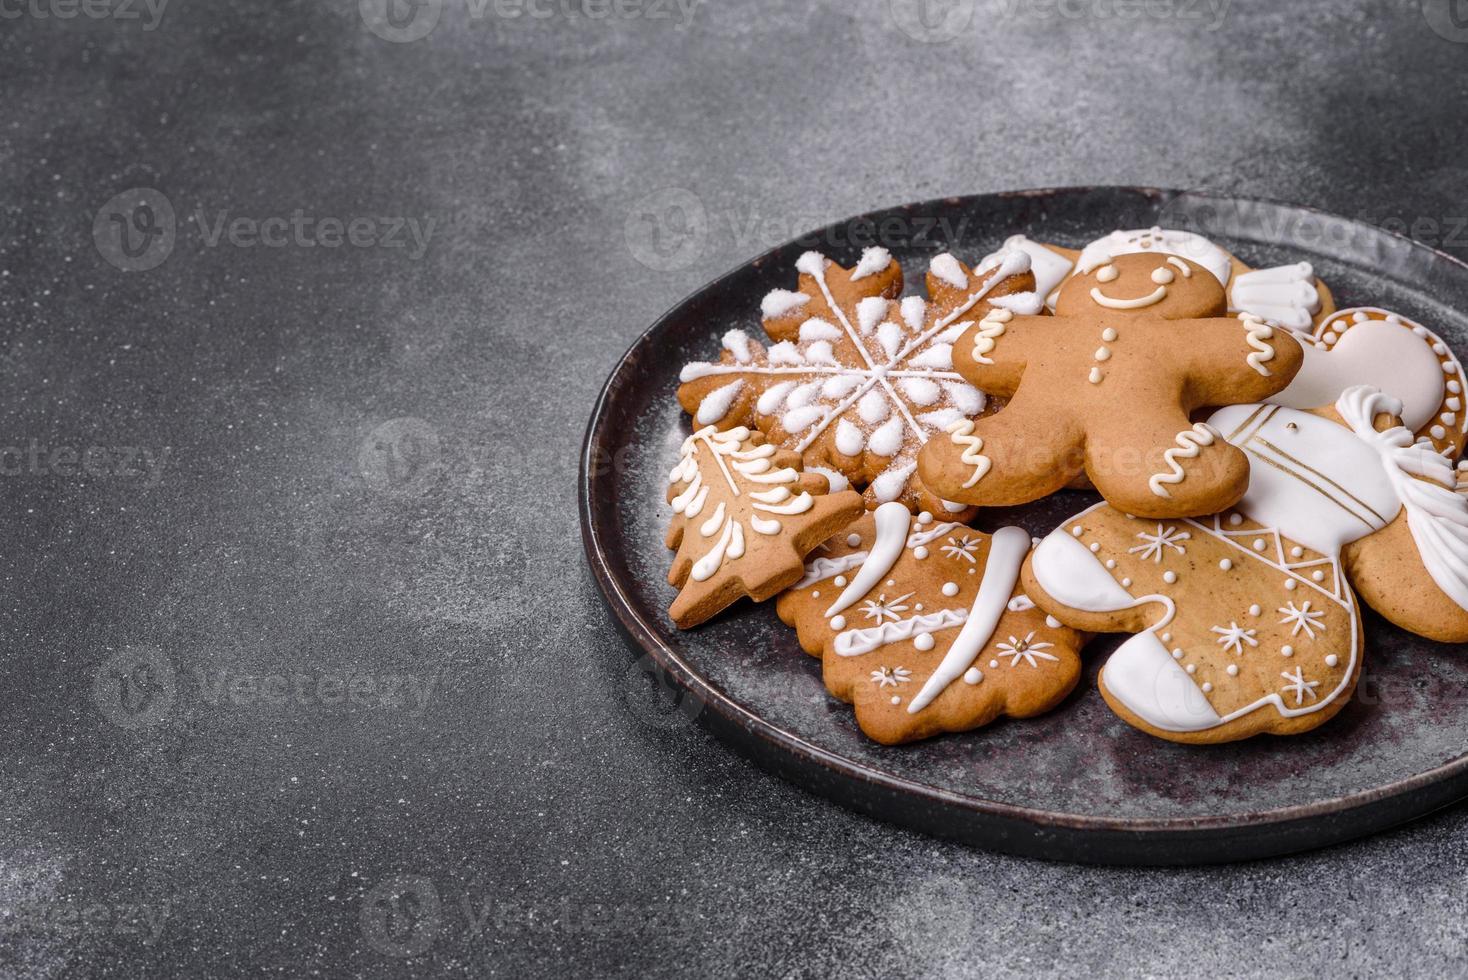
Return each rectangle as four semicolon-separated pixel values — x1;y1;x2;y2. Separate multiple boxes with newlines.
666;426;864;628
1023;386;1468;744
775;503;1085;744
917;252;1305;519
678;247;1036;514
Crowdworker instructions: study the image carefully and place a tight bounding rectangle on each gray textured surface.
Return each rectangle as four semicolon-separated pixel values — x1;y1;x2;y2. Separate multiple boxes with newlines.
2;0;1468;975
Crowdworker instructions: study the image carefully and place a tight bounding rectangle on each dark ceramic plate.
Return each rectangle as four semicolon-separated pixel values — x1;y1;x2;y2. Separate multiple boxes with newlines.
580;187;1468;864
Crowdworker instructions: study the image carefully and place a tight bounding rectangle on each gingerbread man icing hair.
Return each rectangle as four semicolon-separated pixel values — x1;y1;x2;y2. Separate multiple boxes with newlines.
917;252;1306;519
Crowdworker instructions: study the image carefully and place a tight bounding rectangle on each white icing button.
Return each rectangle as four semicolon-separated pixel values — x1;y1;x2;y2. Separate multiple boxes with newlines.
1227;664;1239;677
1089;367;1104;384
1172;648;1183;659
1089;542;1100;553
1105;559;1116;569
1229;514;1243;527
942;582;959;597
1290;546;1304;558
1249;604;1261;617
1095;346;1112;362
1325;654;1339;667
1252;538;1266;551
1323;332;1338;344
1312;570;1325;582
1219;559;1233;571
914;603;923;612
834;576;847;587
1162;632;1172;643
890;696;901;705
914;633;935;651
887;579;896;587
968;568;976;575
963;667;983;685
989;659;999;669
1201;682;1213;693
1186;664;1196;675
846;533;861;547
811;591;820;599
918;512;933;525
1285;579;1297;591
1121;578;1132;587
1432;425;1448;440
1163;571;1177;584
1072;525;1083;536
1045;616;1061;629
831;616;846;630
1101;327;1118;342
1352;311;1368;322
1447;363;1459;374
1282;645;1294;657
914;546;929;560
1451;381;1463;394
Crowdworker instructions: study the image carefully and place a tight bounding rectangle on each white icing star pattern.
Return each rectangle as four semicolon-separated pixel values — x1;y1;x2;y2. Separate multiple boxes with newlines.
1127;524;1190;563
1211;622;1259;655
1280;667;1320;705
859;592;914;624
940;535;982;563
680;249;1029;506
1277;600;1327;640
994;632;1058;669
870;666;912;688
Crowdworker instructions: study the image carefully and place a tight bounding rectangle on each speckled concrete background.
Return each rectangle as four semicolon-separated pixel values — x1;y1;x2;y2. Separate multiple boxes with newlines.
2;0;1468;975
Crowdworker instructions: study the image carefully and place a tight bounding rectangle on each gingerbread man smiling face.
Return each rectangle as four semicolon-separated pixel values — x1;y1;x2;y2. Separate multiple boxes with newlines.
918;252;1306;519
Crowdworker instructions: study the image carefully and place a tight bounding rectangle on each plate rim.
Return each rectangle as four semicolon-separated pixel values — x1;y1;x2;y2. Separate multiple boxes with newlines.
580;185;1468;863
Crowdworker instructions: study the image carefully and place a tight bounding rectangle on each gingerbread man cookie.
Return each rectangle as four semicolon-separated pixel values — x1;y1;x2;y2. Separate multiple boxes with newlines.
665;426;864;628
1024;386;1468;743
917;252;1306;519
775;503;1085;744
677;247;1036;514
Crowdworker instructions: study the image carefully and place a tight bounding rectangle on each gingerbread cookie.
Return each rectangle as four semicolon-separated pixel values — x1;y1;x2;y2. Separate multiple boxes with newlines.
1270;307;1468;457
775;503;1084;744
665;426;864;628
1024;386;1468;743
677;246;1036;514
917;252;1306;518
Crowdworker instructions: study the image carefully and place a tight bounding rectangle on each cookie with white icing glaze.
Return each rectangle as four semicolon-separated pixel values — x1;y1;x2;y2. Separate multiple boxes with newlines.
1024;386;1468;743
666;426;864;628
775;503;1085;745
677;247;1036;514
917;252;1306;519
1270;307;1468;457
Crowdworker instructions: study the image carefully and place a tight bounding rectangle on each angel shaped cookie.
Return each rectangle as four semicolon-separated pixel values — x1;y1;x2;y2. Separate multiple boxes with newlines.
775;503;1085;744
917;252;1306;518
1023;386;1468;744
678;246;1035;514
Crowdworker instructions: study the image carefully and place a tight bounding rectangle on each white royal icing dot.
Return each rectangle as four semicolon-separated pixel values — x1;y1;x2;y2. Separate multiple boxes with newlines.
1290;546;1304;558
918;512;933;525
1325;654;1339;667
942;582;959;597
834;576;847;587
1249;604;1261;617
811;591;820;599
1089;542;1100;553
1102;327;1118;342
1105;559;1116;569
831;615;846;630
1162;632;1172;642
964;667;983;685
1253;538;1266;551
1045;616;1061;629
1163;571;1177;584
1282;645;1294;657
914;546;929;560
887;579;896;587
1227;664;1239;677
914;603;923;611
1122;577;1132;587
1172;648;1183;659
1186;664;1196;675
1312;570;1324;582
914;633;935;651
1202;682;1213;693
1072;525;1084;536
1220;559;1233;571
989;659;999;669
1285;579;1297;591
891;696;901;705
846;533;861;547
1229;513;1243;526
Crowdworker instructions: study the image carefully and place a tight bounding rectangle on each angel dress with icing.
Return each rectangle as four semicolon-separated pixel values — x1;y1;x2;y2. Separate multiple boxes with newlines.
917;252;1306;519
677;246;1036;515
775;502;1084;745
1023;387;1468;744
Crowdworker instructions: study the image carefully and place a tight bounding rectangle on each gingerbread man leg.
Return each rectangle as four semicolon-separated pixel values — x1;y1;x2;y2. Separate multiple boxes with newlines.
1084;410;1251;519
917;389;1085;506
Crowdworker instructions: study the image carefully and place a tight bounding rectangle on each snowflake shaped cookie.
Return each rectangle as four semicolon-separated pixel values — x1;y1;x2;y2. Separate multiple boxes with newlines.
678;246;1037;514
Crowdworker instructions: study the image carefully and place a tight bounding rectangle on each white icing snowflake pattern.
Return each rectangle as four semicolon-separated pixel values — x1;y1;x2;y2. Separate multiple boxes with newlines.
940;534;982;563
993;632;1058;669
859;592;914;624
1211;622;1259;655
1278;600;1327;640
1280;666;1320;705
870;666;913;688
680;248;1032;505
1127;524;1191;563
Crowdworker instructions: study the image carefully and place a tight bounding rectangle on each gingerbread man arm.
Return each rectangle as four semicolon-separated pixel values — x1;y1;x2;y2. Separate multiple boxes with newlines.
1180;315;1305;406
1083;405;1253;519
950;310;1064;398
916;385;1086;506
